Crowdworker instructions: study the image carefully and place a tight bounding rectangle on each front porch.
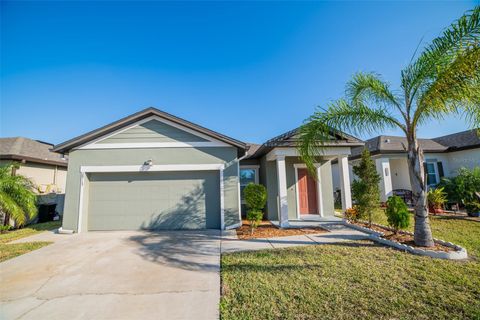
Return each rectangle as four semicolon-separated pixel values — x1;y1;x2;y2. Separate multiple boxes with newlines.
265;147;353;228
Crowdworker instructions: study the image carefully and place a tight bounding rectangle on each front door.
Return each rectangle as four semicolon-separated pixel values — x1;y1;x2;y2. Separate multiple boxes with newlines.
297;168;318;215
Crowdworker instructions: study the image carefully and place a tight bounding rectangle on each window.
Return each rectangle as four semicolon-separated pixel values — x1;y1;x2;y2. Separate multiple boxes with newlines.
240;166;259;203
425;162;437;186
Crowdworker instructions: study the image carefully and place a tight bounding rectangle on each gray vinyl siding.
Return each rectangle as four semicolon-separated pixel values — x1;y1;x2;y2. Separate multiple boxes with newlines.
62;147;239;232
98;120;208;144
87;171;220;230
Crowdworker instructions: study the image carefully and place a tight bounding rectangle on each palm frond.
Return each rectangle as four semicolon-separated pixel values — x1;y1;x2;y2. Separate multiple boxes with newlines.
346;73;404;118
402;6;480;101
414;44;480;127
298;100;405;174
0;164;37;226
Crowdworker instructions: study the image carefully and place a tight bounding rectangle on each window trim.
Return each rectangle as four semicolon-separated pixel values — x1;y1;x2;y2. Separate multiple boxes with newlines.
240;165;260;204
424;159;440;187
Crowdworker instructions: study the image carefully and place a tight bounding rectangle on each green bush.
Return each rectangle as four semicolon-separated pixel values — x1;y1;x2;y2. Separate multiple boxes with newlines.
465;201;480;217
438;167;480;207
0;225;11;234
385;196;410;234
243;183;267;234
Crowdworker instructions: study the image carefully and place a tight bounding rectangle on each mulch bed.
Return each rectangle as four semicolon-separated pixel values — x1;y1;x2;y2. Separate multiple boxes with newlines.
353;221;455;252
236;220;328;240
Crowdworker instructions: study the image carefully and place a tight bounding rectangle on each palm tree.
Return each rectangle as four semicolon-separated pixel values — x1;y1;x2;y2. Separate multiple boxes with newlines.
0;164;37;227
299;7;479;247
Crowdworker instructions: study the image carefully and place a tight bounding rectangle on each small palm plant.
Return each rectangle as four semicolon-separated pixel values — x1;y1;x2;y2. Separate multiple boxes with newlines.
427;187;448;214
0;164;37;227
299;7;479;247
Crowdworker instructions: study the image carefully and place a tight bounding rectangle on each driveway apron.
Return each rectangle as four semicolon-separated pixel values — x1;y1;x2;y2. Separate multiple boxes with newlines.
0;230;221;320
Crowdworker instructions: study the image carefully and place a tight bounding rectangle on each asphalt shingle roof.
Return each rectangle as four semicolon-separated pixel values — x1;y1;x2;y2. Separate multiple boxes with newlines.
351;129;479;158
0;137;68;166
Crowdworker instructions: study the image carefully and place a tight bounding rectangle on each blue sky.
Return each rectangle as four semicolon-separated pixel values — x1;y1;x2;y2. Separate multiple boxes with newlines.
1;1;477;145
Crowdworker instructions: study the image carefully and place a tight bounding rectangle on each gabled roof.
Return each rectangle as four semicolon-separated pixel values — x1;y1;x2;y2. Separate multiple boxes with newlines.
350;129;480;159
53;107;247;153
249;126;364;159
0;137;68;167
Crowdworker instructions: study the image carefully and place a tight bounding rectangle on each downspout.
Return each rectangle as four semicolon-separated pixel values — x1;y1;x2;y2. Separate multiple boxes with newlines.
225;151;248;230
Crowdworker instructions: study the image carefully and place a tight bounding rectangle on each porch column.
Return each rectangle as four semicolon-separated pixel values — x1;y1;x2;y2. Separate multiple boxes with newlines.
338;155;352;211
276;155;289;227
375;158;393;203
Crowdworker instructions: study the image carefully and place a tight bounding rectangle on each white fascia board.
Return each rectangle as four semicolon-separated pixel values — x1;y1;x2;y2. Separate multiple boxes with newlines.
79;141;230;149
266;147;352;161
80;164;225;173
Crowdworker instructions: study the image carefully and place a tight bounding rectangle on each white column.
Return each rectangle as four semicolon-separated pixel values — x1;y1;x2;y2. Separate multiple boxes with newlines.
276;156;289;227
338;155;352;211
375;158;393;202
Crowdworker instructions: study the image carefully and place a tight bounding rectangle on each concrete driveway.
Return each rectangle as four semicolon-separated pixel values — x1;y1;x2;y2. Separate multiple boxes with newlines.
0;230;221;320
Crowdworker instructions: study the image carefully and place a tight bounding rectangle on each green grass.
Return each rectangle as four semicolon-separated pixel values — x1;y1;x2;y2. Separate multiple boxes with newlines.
221;243;480;320
0;221;61;262
221;211;480;319
0;241;52;262
359;208;480;257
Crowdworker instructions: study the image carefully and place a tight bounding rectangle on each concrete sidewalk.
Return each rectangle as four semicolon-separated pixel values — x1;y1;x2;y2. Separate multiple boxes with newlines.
221;221;370;253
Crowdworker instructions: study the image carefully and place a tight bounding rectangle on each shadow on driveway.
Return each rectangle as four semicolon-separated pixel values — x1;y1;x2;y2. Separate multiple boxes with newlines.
128;230;222;272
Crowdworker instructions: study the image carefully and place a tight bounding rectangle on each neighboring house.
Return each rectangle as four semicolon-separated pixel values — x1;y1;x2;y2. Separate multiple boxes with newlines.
0;137;68;215
332;130;480;203
54;107;363;232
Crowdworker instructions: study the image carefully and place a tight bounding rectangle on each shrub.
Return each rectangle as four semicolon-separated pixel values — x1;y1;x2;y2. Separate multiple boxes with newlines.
352;149;381;226
243;183;267;234
0;225;11;233
385;196;410;234
427;187;447;212
438;167;480;207
344;206;359;222
465;201;480;217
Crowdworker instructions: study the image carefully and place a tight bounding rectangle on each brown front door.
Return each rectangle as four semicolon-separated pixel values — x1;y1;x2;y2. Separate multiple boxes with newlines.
297;168;318;215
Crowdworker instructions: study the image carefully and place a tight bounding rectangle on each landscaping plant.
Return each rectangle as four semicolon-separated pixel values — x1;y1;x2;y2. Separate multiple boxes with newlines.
438;167;480;208
299;8;480;247
385;196;410;234
465;201;480;217
243;183;267;235
351;149;380;227
0;164;37;227
427;187;448;214
344;206;359;222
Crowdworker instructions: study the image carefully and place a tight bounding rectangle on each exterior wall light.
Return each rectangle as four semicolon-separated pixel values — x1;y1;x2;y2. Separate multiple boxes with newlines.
144;159;153;166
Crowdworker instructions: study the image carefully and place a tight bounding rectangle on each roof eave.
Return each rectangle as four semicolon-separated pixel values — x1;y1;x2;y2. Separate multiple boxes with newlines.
52;107;247;153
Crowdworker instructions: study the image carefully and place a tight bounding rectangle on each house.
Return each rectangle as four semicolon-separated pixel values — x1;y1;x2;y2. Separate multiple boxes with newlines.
332;130;480;203
53;107;363;232
0;137;68;216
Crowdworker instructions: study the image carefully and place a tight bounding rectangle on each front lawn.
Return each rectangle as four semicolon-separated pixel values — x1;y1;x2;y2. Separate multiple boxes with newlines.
359;208;480;257
221;212;480;319
0;221;61;262
221;242;480;320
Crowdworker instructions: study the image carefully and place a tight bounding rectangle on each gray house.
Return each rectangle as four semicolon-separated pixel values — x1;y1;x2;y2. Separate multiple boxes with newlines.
54;108;362;232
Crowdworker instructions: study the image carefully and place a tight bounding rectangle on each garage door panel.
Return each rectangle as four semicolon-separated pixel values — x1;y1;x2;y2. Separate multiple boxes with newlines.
87;171;220;230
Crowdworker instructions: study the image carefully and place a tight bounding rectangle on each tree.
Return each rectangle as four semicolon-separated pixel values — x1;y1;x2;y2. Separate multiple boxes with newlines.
0;164;37;227
351;149;380;227
243;183;267;235
299;7;480;247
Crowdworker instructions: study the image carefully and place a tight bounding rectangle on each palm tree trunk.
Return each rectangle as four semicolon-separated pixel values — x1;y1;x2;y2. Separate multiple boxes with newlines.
407;137;434;247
